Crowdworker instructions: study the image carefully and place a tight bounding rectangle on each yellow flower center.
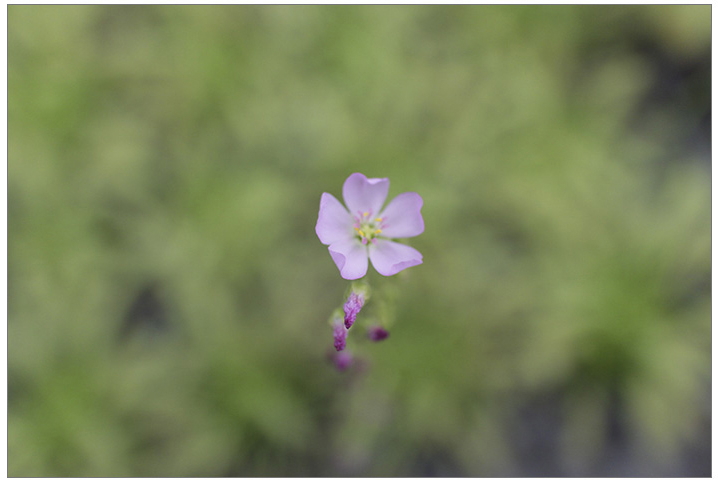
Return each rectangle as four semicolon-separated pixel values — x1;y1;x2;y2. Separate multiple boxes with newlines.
354;212;385;245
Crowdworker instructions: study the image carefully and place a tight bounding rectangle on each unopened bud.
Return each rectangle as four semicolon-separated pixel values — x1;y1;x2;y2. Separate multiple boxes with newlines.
368;325;390;342
333;319;347;351
343;291;365;329
334;351;353;371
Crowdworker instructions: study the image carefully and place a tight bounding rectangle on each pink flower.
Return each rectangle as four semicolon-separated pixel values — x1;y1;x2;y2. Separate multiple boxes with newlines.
315;173;424;280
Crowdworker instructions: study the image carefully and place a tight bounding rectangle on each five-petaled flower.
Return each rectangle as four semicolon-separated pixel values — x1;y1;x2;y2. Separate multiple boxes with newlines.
315;173;424;280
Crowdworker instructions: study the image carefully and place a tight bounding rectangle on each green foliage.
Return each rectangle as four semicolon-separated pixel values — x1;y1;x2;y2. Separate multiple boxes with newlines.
8;5;710;477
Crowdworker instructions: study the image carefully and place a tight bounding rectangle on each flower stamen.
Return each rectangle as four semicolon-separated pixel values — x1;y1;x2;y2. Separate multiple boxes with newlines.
351;209;389;245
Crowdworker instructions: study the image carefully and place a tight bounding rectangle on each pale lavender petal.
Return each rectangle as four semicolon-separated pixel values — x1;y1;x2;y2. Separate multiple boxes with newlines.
342;173;389;217
328;238;369;280
378;192;424;238
368;239;423;276
316;192;352;245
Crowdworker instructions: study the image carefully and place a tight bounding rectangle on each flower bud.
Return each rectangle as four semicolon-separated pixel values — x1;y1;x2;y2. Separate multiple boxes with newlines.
333;319;348;352
334;351;353;371
368;325;389;342
343;291;365;329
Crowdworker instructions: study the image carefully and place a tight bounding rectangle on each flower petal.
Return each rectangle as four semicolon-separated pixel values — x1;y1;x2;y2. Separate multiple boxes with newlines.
342;173;389;217
316;192;352;245
328;238;369;280
368;239;423;276
378;192;424;238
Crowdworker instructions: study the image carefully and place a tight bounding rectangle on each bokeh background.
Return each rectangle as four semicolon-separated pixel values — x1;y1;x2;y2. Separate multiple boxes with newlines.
8;5;711;477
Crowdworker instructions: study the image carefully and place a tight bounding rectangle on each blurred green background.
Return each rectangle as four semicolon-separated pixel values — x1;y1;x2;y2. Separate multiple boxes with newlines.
8;5;711;477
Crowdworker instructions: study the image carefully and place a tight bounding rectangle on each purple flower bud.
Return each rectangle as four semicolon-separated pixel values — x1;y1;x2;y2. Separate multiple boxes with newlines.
333;320;347;352
343;291;365;329
368;325;389;342
334;352;353;371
